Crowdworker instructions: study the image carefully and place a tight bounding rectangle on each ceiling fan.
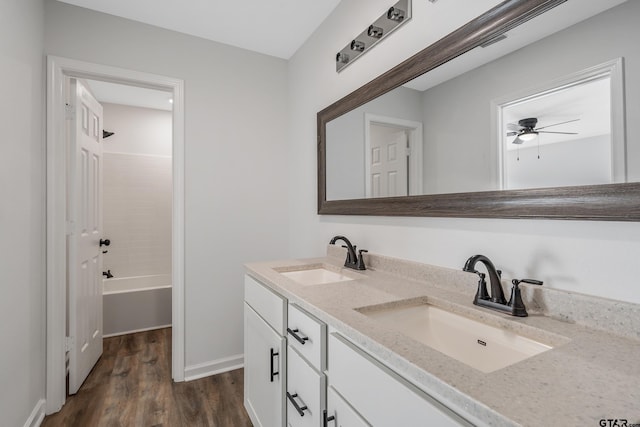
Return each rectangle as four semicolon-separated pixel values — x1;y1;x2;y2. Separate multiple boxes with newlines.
506;117;579;144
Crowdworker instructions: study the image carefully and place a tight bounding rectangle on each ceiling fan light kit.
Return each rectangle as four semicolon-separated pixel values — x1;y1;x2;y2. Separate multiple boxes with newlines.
335;0;412;72
507;117;579;145
516;130;538;143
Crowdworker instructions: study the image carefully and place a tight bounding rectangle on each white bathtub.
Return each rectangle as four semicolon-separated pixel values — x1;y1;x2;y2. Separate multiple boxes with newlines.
103;274;172;337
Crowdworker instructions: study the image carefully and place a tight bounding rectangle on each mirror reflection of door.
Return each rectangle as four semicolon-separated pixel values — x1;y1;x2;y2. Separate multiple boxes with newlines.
369;124;409;197
364;114;423;199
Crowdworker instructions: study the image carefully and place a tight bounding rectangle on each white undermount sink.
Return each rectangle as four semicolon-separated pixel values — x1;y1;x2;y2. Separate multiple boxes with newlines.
279;266;354;286
360;301;553;373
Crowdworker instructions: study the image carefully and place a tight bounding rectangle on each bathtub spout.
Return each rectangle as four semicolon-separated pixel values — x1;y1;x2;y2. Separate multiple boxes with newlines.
102;270;114;279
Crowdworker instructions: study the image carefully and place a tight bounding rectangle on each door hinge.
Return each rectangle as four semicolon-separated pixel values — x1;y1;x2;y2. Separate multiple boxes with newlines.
66;220;75;236
406;147;411;156
65;103;75;120
65;336;74;352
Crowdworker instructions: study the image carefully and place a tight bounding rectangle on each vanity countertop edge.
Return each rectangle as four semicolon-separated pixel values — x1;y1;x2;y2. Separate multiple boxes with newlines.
244;252;640;427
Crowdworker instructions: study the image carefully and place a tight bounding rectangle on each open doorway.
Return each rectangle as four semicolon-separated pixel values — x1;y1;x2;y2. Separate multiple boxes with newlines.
86;79;174;340
46;56;185;414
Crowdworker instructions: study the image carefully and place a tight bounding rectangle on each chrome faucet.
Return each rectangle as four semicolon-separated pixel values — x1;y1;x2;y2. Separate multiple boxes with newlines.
463;254;543;317
329;235;367;270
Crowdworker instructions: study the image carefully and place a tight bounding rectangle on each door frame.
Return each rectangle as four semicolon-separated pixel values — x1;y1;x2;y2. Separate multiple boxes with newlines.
364;113;423;197
46;55;186;413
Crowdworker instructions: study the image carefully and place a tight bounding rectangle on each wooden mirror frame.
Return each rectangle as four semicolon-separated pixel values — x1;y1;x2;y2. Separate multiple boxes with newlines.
318;0;640;221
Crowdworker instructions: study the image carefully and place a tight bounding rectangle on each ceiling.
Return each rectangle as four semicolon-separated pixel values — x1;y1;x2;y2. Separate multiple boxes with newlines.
67;0;341;110
85;79;173;111
56;0;342;59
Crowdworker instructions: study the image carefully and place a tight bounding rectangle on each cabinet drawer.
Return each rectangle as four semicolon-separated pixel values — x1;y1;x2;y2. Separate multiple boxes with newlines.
326;385;370;427
287;346;325;427
328;333;471;427
245;275;286;335
287;304;326;371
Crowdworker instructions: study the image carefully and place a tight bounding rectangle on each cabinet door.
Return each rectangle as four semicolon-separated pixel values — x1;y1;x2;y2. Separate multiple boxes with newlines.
325;386;370;427
245;303;286;427
286;347;325;427
328;333;471;427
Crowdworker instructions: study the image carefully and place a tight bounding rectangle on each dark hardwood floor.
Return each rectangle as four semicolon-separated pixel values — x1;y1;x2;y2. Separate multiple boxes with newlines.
43;328;252;427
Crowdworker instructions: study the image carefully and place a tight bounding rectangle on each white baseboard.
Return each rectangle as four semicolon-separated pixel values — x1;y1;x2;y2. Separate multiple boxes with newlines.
103;324;172;338
24;399;46;427
184;354;244;381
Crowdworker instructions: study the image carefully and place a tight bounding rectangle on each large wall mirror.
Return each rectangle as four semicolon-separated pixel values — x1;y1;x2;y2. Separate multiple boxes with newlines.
318;0;640;220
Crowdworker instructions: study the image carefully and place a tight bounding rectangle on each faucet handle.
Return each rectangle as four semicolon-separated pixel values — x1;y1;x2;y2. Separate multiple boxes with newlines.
341;245;356;263
508;278;543;317
356;249;368;270
512;278;543;287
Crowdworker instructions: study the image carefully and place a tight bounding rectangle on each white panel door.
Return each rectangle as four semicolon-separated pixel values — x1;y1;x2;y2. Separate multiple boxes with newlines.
68;79;104;394
244;303;286;427
369;124;408;198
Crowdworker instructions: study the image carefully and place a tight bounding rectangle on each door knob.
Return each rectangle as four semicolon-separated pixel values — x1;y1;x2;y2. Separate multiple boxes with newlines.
100;239;111;247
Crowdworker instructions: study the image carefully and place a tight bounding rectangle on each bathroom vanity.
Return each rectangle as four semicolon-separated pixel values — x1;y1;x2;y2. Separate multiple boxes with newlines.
244;247;640;426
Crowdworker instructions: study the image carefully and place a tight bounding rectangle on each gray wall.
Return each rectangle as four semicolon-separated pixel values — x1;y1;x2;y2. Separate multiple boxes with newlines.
421;0;640;192
0;0;46;425
44;1;290;373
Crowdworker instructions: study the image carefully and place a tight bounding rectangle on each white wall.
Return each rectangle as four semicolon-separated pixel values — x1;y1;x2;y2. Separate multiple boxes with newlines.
506;135;611;190
288;0;640;304
102;103;172;156
44;1;290;371
103;153;173;278
102;104;173;279
0;0;46;425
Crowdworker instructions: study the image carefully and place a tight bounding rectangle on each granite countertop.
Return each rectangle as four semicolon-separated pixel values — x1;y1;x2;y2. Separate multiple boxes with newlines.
245;249;640;427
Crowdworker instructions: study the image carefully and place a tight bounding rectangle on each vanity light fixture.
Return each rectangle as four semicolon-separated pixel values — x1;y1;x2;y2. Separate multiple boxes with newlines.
350;40;366;52
386;6;405;22
367;25;384;39
336;0;412;72
336;52;350;65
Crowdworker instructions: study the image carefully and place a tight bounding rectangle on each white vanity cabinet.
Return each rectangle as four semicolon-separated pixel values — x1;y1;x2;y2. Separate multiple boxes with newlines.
325;386;369;427
286;304;327;427
244;275;287;427
244;273;472;427
327;333;472;427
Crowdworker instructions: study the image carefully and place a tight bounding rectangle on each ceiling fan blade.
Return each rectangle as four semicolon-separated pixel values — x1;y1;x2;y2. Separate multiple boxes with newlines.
535;118;580;131
537;131;578;135
506;131;518;136
512;136;524;144
506;123;521;131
